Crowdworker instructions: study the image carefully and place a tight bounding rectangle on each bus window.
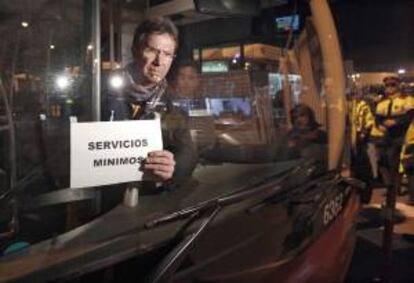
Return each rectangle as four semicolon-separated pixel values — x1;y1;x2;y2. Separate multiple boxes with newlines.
0;0;334;245
0;0;94;245
0;1;351;281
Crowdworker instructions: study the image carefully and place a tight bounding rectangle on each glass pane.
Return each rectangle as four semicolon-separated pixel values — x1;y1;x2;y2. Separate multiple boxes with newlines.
0;0;93;250
0;0;356;282
168;19;328;171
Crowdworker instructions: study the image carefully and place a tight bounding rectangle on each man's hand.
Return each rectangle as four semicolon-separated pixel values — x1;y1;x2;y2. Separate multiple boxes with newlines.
144;150;175;181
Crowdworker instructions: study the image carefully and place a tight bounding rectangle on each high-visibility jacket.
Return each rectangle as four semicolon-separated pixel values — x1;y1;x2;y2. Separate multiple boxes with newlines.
374;93;414;141
370;123;386;142
400;121;414;173
351;99;375;149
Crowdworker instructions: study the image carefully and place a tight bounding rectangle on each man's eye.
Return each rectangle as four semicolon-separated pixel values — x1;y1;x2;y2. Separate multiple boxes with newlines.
164;52;174;58
149;47;158;54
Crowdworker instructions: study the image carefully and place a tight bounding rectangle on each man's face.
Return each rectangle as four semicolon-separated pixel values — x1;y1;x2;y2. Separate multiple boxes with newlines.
175;66;200;97
135;33;176;87
295;113;310;129
384;83;399;95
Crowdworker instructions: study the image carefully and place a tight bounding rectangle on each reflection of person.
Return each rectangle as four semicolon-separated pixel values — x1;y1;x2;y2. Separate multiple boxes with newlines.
103;17;197;184
288;104;326;147
172;61;201;99
287;104;327;163
170;61;206;113
170;61;215;153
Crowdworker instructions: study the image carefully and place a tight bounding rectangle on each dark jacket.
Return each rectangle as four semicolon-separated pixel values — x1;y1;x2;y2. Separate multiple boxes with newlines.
287;126;327;148
287;125;327;167
103;63;198;181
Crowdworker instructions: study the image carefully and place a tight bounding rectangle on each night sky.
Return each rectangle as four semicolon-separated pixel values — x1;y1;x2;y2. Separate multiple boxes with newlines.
332;0;414;72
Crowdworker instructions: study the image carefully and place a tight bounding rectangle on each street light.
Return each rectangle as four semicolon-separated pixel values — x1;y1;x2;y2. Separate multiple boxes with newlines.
398;68;406;75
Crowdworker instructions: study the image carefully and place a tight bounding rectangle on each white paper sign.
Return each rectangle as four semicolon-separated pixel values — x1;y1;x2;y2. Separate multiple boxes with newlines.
70;120;163;188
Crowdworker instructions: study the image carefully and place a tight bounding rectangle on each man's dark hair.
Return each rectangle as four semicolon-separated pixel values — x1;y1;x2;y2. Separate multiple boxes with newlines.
131;16;178;53
290;103;320;128
169;60;200;81
178;60;200;73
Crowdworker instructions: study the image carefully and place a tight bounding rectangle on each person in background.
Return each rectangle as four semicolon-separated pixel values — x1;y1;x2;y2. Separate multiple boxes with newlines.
350;87;375;202
365;86;384;185
171;61;201;100
400;121;414;205
373;76;414;194
170;61;207;114
287;104;327;166
170;61;216;154
351;87;375;150
103;16;197;188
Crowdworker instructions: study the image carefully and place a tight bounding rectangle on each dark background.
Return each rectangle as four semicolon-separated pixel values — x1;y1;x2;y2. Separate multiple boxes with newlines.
177;0;414;73
332;0;414;72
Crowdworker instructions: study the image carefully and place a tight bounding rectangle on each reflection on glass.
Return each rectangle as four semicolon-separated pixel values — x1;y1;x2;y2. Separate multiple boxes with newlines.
0;0;93;247
0;1;335;280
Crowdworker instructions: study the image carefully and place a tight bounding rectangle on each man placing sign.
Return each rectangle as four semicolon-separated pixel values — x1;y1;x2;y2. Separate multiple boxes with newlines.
102;17;197;186
103;17;196;181
104;17;196;181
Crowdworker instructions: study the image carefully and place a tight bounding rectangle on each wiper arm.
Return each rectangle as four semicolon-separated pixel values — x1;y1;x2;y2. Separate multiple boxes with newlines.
145;159;315;230
145;206;221;283
143;160;317;283
145;198;219;229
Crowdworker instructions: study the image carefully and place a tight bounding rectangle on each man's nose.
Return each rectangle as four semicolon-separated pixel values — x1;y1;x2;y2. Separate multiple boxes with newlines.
153;53;161;65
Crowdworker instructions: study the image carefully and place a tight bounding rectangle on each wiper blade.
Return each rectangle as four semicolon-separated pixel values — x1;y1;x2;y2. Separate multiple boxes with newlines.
145;198;218;229
145;159;315;230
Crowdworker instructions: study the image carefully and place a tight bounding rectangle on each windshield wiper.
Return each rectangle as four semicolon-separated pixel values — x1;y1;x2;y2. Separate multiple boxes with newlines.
145;159;314;230
143;159;316;283
145;205;221;283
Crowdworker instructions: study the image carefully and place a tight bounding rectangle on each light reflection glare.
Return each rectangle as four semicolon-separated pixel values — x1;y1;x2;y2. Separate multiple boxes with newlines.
109;75;124;89
56;75;71;90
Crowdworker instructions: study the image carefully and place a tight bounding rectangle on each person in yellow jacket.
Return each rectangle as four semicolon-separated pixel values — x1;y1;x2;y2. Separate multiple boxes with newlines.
351;92;375;147
350;88;375;202
374;76;414;191
400;120;414;205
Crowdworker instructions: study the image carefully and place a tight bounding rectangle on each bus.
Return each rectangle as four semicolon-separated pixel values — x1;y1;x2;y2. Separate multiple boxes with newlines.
0;1;363;282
